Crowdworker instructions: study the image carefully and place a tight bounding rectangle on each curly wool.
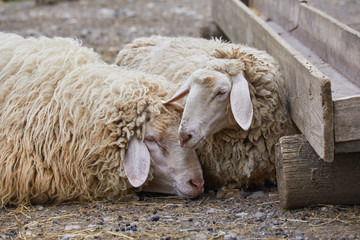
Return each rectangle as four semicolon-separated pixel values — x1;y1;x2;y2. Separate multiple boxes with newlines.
0;33;178;207
116;36;295;189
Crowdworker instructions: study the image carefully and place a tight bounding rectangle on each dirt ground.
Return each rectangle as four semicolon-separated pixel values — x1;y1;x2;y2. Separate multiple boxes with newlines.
0;0;359;239
0;0;215;63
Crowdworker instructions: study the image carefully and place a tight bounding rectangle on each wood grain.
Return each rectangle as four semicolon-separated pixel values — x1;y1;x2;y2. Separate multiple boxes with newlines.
335;140;360;153
334;96;360;142
294;3;360;88
276;135;360;209
251;0;300;31
251;0;360;147
252;0;360;85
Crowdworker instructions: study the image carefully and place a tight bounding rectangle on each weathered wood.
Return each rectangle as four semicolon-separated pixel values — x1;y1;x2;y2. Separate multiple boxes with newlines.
266;20;360;149
276;135;360;209
265;21;360;101
253;0;360;87
294;3;360;88
212;0;334;161
334;96;360;143
335;140;360;153
251;0;300;31
251;0;360;147
293;5;360;143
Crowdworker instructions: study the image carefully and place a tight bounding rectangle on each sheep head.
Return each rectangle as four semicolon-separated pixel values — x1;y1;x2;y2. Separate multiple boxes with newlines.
124;103;204;198
163;58;253;149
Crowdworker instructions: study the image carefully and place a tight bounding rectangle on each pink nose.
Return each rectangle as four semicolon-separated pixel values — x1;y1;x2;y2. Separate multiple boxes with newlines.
179;134;192;147
190;179;204;193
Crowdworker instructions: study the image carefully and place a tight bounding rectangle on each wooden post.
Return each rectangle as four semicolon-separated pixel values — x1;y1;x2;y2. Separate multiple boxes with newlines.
276;135;360;209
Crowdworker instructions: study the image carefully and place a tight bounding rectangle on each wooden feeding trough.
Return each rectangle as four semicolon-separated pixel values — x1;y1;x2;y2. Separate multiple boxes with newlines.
212;0;360;208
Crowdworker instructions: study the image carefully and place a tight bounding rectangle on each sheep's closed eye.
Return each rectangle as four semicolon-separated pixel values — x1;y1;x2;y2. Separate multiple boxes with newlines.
145;136;167;152
216;89;227;96
212;88;228;101
145;136;155;142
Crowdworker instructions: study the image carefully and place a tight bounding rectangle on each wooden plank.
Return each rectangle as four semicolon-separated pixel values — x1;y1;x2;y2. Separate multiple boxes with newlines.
276;135;360;209
335;140;360;153
251;0;300;31
306;0;360;33
294;3;360;88
253;0;360;87
212;0;334;162
251;0;360;146
267;20;360;147
334;96;360;142
265;20;360;101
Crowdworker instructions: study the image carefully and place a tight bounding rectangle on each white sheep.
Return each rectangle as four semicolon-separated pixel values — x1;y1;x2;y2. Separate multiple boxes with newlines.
116;36;295;190
0;33;204;207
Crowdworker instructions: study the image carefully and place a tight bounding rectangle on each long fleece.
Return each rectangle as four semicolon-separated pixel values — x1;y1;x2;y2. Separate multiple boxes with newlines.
0;33;179;206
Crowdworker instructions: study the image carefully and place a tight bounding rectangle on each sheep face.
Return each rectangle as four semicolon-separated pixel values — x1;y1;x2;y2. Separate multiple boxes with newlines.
124;105;204;198
163;68;253;149
180;69;232;149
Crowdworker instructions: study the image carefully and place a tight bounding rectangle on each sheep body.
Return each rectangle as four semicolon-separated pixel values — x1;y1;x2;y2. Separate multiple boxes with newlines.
0;33;201;207
116;36;294;189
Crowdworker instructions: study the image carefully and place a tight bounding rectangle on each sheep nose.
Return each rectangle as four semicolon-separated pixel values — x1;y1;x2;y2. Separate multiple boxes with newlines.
179;133;192;147
189;179;204;194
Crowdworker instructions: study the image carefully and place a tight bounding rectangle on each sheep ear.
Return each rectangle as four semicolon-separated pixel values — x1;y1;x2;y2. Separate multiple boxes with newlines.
230;72;253;131
161;77;190;104
124;137;151;188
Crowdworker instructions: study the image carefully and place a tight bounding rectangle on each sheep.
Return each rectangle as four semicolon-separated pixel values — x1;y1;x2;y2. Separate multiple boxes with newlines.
0;33;204;207
115;36;295;190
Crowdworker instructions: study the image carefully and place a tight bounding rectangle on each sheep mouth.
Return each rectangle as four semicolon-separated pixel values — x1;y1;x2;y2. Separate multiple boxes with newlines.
175;182;204;199
182;136;205;149
175;187;203;199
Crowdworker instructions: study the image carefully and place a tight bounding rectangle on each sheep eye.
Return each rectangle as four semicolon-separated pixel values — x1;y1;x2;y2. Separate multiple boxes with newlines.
215;89;227;97
210;89;228;102
145;136;167;151
145;136;155;142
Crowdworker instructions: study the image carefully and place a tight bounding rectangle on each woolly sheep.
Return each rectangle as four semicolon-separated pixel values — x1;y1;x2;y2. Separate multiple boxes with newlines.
116;36;295;189
0;33;204;207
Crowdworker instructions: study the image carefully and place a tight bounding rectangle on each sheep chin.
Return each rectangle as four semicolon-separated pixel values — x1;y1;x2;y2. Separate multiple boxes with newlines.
181;135;205;149
174;182;204;199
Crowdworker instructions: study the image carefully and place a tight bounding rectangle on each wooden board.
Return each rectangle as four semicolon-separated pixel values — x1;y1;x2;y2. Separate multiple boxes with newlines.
335;140;360;153
294;3;360;87
252;0;360;144
252;0;300;31
276;135;360;209
253;0;360;85
212;0;334;162
294;3;360;143
264;20;360;101
334;96;360;142
267;20;360;146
